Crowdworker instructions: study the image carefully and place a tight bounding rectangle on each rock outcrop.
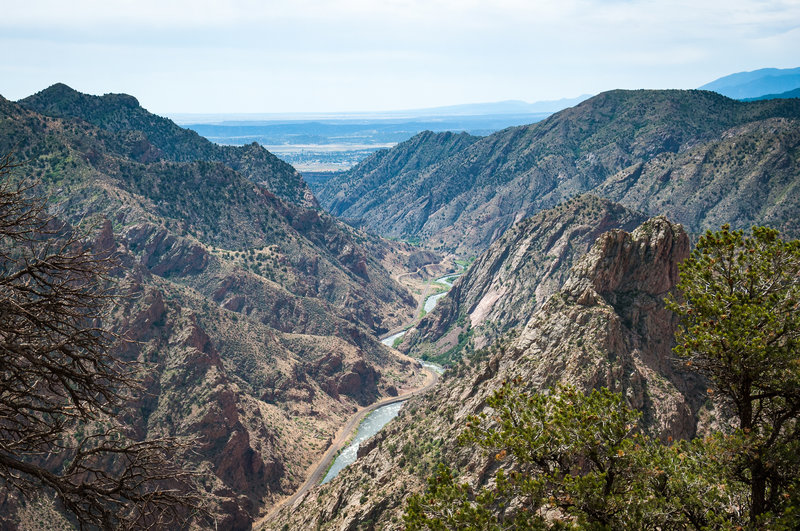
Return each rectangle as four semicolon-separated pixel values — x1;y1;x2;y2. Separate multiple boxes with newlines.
402;195;646;360
509;216;699;439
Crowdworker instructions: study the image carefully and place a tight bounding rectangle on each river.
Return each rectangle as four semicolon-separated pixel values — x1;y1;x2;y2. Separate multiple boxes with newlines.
424;292;446;313
381;330;407;348
435;274;459;288
320;401;405;484
319;353;444;484
423;273;461;313
320;273;458;483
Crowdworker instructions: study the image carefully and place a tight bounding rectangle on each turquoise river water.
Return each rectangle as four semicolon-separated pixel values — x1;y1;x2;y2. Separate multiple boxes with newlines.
320;274;458;483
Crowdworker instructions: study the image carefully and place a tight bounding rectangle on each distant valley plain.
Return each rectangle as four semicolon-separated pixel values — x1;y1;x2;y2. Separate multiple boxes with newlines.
172;97;590;171
175;113;548;171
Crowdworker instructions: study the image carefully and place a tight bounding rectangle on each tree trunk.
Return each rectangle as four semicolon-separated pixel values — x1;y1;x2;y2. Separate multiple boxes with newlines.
751;462;766;522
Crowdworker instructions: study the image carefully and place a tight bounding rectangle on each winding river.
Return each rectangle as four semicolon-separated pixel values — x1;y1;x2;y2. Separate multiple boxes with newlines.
423;273;460;313
256;271;465;525
319;333;439;485
424;293;447;313
320;274;458;483
320;401;405;484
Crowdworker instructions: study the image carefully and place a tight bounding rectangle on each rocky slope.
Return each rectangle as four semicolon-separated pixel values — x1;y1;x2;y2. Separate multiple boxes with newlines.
2;93;414;331
0;90;424;528
315;90;800;254
262;216;707;530
595;117;800;239
19;83;316;207
317;130;480;225
400;195;647;362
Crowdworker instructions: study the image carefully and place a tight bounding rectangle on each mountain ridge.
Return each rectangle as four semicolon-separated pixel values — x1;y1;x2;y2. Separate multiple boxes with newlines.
315;89;800;254
19;83;317;208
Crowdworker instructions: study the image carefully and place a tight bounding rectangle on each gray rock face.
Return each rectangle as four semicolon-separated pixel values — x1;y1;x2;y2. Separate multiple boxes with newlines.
402;195;646;358
513;216;699;440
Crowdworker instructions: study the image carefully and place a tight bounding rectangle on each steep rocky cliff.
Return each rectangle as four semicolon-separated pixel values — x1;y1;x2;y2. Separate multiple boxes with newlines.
401;195;647;361
263;217;706;530
595;117;800;239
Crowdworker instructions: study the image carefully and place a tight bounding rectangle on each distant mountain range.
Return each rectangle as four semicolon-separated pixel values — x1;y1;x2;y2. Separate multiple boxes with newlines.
398;96;595;116
743;87;800;101
170;95;593;125
700;67;800;99
172;96;592;172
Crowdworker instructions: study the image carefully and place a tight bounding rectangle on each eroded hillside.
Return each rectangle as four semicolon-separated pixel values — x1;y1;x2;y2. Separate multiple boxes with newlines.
0;89;426;528
315;90;800;254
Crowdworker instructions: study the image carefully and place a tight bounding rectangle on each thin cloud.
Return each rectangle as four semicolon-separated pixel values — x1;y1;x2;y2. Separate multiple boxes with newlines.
1;0;798;112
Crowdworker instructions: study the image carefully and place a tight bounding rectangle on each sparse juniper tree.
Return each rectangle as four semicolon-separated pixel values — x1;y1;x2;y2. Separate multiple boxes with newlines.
0;154;204;529
405;382;685;530
667;224;800;524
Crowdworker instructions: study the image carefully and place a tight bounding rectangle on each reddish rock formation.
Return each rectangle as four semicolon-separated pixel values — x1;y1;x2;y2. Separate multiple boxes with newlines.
123;223;208;277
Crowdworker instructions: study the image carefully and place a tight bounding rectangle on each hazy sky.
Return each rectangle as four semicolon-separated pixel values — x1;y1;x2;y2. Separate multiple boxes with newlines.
2;0;799;113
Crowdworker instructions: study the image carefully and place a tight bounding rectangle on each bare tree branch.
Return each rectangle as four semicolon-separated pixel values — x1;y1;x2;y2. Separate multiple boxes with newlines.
0;154;207;529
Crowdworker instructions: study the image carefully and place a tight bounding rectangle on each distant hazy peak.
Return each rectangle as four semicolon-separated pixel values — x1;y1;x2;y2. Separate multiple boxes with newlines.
397;95;594;116
742;87;800;102
699;67;800;100
700;67;800;89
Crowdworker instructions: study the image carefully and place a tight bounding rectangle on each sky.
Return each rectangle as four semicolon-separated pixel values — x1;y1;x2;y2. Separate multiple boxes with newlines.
1;0;799;114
